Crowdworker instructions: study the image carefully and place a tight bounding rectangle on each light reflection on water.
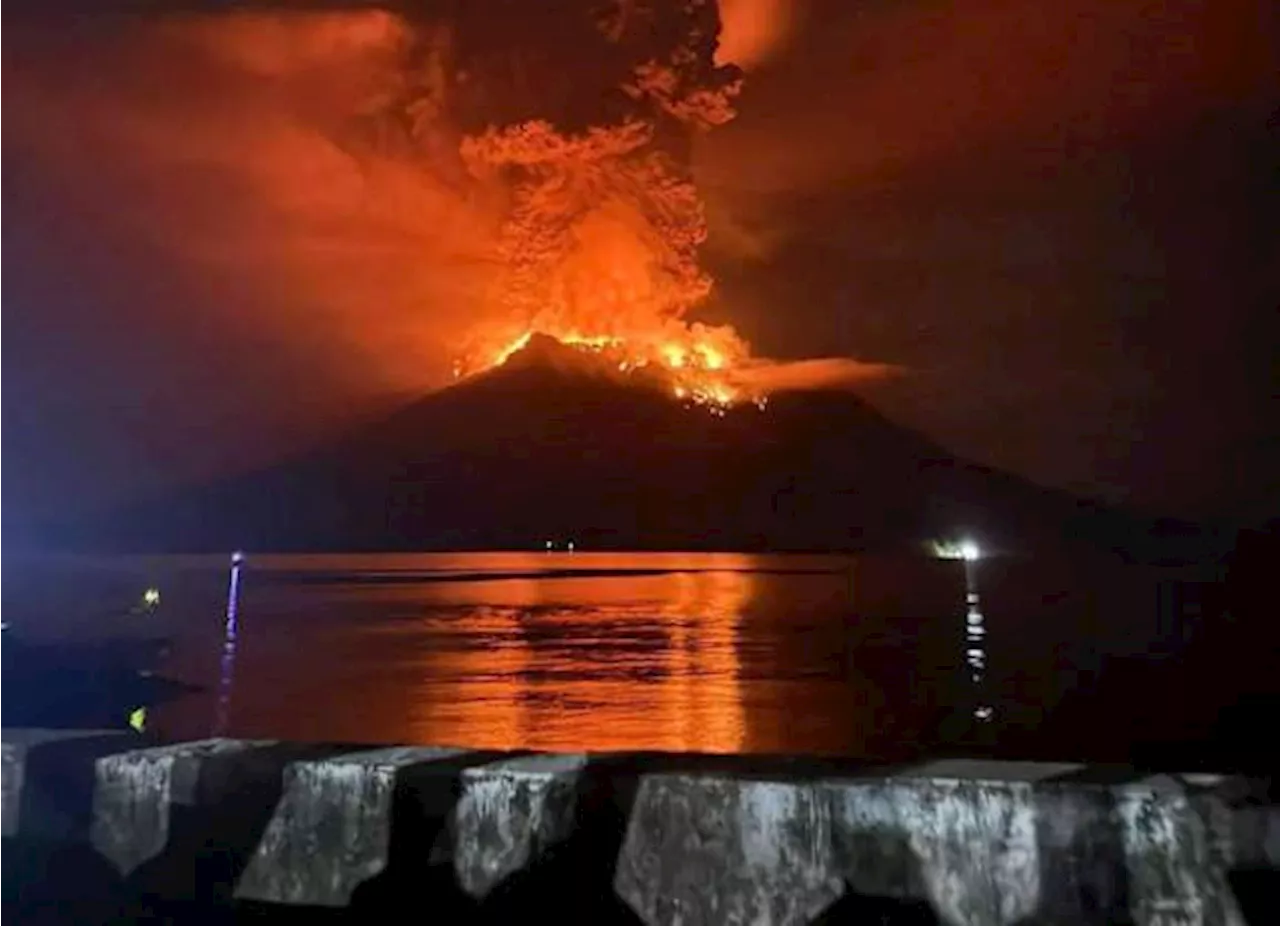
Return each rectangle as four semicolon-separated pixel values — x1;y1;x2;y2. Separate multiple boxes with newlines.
4;550;1262;763
3;552;975;756
145;552;907;754
403;570;750;752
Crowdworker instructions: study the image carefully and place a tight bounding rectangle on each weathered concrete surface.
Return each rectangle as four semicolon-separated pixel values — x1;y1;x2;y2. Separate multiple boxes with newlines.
616;775;845;926
453;752;588;897
1117;775;1246;926
827;762;1075;925
234;746;467;907
1224;792;1280;871
618;761;1271;926
90;738;276;875
5;732;1276;924
2;728;128;840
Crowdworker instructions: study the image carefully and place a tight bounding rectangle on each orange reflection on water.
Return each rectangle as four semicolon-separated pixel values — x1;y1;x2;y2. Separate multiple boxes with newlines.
406;561;754;753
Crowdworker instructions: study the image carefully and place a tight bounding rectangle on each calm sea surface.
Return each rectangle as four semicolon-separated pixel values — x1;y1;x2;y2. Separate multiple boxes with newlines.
3;551;1260;764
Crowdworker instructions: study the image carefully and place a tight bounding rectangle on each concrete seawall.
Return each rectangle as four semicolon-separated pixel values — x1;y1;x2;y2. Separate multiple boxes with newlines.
3;730;1277;924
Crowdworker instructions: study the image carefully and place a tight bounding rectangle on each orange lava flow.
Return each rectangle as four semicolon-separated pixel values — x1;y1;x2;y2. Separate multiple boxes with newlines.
453;323;767;415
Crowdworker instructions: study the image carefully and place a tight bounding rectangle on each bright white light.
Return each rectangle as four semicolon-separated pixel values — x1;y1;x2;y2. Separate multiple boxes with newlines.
231;550;245;565
142;587;161;608
545;539;553;551
928;538;983;561
567;540;576;553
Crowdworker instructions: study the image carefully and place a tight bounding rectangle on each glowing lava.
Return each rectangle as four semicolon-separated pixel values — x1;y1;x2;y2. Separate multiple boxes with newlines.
453;323;763;414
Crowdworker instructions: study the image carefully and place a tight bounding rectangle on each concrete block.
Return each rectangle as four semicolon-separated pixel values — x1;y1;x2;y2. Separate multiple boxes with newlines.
824;763;1256;926
453;752;588;898
827;776;1045;926
2;728;129;840
90;738;275;876
1229;802;1280;870
885;760;1127;924
615;774;844;926
1117;776;1246;926
613;761;1264;926
235;746;467;907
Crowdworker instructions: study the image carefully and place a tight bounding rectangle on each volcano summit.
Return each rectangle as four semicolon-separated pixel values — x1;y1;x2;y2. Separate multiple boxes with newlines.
65;335;1197;559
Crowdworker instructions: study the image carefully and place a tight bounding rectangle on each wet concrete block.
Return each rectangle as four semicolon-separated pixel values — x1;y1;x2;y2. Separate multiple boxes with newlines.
827;775;1046;925
453;752;588;898
615;774;844;926
890;760;1126;925
235;746;468;907
1117;775;1246;926
614;760;1234;926
825;764;1258;926
89;738;277;876
1183;773;1280;871
2;728;129;840
1229;801;1280;870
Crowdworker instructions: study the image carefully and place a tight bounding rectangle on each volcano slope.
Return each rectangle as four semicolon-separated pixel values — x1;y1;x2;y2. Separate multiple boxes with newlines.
66;335;1212;559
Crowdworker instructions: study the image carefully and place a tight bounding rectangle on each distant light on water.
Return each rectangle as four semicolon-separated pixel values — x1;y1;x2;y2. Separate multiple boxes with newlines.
214;552;244;736
927;531;997;724
929;538;982;561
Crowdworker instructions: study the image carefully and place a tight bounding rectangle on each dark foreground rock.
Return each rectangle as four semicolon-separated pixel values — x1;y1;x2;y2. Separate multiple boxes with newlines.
3;732;1277;925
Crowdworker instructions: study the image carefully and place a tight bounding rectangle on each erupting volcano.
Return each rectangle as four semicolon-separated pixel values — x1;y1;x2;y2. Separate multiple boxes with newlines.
459;327;758;412
28;2;1218;563
441;0;762;412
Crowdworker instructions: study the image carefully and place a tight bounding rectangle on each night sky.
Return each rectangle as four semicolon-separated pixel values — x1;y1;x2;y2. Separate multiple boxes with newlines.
4;0;1277;534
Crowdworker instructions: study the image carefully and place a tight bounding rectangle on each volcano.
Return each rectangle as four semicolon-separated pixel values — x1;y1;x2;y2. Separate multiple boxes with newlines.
64;335;1207;559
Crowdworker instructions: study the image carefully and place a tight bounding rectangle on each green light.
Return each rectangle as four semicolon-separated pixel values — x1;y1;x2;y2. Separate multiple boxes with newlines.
128;707;147;732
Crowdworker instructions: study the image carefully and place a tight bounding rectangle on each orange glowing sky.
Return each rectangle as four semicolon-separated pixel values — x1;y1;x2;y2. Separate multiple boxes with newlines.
5;0;1276;524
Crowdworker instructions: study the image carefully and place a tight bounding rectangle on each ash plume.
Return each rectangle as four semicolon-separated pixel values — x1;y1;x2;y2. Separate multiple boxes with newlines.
734;357;904;394
6;0;896;423
442;0;749;371
6;8;500;399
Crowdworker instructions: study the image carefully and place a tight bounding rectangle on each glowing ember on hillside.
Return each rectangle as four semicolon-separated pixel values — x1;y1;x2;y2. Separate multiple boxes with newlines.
453;323;759;413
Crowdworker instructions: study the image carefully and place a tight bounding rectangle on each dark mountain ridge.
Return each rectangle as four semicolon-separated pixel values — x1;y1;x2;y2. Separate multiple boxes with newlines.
54;336;1224;560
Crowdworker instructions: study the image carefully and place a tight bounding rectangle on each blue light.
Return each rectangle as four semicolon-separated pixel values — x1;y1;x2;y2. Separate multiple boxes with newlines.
214;553;243;736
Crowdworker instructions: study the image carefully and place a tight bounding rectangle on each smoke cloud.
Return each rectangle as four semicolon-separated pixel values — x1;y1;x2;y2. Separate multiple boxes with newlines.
6;1;873;518
7;10;503;399
694;0;1277;517
698;0;1274;221
6;2;771;394
716;0;800;69
735;357;903;395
